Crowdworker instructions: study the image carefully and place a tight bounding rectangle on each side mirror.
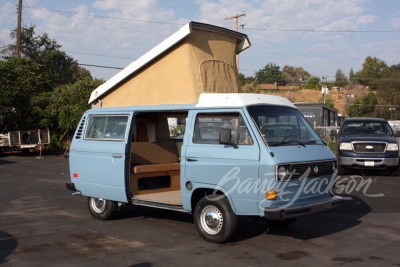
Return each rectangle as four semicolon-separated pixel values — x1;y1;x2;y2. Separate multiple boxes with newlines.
219;128;238;148
331;129;339;137
395;131;400;137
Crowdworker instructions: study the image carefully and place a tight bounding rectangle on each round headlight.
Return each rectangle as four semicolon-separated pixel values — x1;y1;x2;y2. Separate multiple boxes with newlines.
277;166;289;181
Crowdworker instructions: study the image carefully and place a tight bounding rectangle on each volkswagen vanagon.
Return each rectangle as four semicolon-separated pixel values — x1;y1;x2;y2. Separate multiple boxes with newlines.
67;93;342;243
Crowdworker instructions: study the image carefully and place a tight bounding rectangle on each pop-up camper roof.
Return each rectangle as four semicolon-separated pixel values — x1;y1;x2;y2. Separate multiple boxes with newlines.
89;21;251;107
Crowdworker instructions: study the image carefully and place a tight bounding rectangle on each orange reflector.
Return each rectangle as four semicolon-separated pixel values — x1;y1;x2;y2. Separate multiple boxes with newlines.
73;173;78;178
266;190;276;200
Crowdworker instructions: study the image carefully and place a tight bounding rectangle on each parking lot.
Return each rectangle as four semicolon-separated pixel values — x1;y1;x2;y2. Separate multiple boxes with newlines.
1;155;400;266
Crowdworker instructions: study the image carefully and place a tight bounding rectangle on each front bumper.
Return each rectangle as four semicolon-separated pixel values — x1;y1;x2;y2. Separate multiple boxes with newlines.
339;157;399;168
264;195;343;220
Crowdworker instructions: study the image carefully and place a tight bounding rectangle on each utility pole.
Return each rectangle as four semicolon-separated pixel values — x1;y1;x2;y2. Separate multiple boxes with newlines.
16;0;22;58
225;12;245;70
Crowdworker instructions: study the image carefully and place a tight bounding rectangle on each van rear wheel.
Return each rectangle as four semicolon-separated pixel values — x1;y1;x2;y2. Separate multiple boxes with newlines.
87;197;117;220
194;194;237;243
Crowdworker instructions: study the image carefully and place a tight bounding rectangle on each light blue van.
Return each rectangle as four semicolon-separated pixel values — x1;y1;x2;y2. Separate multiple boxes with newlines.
67;93;342;243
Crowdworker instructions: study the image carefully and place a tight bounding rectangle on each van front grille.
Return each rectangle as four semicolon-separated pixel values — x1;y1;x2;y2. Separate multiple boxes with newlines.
278;161;336;181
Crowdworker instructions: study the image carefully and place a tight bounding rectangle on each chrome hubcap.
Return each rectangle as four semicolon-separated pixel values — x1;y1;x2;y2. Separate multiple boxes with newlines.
91;198;106;213
200;205;223;235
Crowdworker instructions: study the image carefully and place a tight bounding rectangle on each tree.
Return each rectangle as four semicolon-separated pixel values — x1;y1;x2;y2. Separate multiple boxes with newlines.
349;92;378;117
254;63;285;85
282;65;311;85
2;25;90;88
358;56;388;90
334;68;348;87
0;58;51;132
349;68;355;84
238;73;246;86
305;76;321;89
377;64;400;120
242;82;261;93
47;77;104;134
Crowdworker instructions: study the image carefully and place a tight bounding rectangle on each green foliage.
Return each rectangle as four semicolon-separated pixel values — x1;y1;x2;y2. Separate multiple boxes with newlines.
48;77;104;133
282;65;311;83
305;76;321;89
318;95;336;111
349;92;378;117
0;58;52;131
358;56;388;90
334;68;348;87
255;63;285;85
170;126;185;139
243;82;261;93
324;136;337;154
238;73;246;86
377;64;400;120
349;68;356;83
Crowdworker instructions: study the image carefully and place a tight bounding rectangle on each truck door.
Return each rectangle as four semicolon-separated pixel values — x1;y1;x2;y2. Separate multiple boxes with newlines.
70;112;134;202
183;110;260;215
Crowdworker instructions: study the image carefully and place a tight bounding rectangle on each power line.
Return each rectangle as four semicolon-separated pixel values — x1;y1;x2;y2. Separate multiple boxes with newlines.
22;5;400;33
64;50;135;60
244;27;400;33
23;5;185;26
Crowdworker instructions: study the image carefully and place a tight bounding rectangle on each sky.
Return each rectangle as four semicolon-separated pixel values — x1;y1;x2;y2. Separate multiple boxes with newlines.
1;0;400;82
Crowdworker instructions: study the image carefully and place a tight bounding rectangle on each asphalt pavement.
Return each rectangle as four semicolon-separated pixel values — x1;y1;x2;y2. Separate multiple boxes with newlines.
1;155;400;266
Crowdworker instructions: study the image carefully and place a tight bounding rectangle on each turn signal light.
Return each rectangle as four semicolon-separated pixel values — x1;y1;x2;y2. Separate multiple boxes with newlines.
73;173;78;178
266;190;276;200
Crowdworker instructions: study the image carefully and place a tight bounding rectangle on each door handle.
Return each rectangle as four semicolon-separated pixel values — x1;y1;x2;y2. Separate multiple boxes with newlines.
187;158;198;162
112;154;122;158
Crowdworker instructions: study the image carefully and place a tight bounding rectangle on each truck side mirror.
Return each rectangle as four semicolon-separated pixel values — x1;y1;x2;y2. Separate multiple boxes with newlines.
219;128;238;148
330;129;339;137
395;131;400;137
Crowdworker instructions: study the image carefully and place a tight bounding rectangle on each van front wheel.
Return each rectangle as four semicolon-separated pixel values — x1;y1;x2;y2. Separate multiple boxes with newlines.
194;194;237;243
87;197;117;220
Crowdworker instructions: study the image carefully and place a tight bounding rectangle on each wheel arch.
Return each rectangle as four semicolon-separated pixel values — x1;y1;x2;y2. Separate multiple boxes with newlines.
190;187;236;213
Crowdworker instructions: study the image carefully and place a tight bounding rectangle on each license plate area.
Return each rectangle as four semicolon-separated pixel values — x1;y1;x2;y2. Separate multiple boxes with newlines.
364;161;375;167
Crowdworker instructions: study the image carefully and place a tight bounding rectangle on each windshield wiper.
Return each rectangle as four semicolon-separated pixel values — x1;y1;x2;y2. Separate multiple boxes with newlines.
304;140;327;146
270;140;305;147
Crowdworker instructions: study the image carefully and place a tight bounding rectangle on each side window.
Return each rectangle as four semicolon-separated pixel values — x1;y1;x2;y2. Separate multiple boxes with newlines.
85;115;129;140
168;117;187;139
194;113;253;145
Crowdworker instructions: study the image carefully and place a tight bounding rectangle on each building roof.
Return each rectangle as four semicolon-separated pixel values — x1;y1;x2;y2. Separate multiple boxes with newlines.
88;21;251;105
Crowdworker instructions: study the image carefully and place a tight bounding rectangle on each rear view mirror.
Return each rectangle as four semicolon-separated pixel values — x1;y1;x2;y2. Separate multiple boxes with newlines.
219;128;238;148
330;129;339;137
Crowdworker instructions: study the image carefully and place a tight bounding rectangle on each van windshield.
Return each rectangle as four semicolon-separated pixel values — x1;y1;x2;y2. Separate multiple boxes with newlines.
247;105;323;147
341;120;393;136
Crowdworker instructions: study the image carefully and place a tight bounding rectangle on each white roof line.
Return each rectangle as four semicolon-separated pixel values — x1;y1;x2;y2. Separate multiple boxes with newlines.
88;21;251;105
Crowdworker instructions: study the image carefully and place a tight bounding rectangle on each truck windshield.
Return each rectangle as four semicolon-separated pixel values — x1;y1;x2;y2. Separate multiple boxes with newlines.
341;120;393;136
247;105;323;147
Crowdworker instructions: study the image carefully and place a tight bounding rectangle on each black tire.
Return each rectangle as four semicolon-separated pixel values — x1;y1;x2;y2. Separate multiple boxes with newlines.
87;197;118;220
265;218;297;227
194;194;237;243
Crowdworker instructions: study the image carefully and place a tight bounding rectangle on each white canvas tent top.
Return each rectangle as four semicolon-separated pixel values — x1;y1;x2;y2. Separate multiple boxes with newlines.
89;21;251;107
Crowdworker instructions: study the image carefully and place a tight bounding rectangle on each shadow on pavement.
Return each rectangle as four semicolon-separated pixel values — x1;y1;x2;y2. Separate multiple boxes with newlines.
0;230;18;264
0;158;16;165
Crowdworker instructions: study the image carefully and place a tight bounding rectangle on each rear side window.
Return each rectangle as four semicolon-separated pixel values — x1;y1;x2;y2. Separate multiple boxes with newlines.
85;115;129;140
194;113;253;145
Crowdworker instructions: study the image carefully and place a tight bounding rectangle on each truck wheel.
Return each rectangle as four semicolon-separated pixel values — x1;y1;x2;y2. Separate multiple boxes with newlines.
194;194;237;243
87;197;118;220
